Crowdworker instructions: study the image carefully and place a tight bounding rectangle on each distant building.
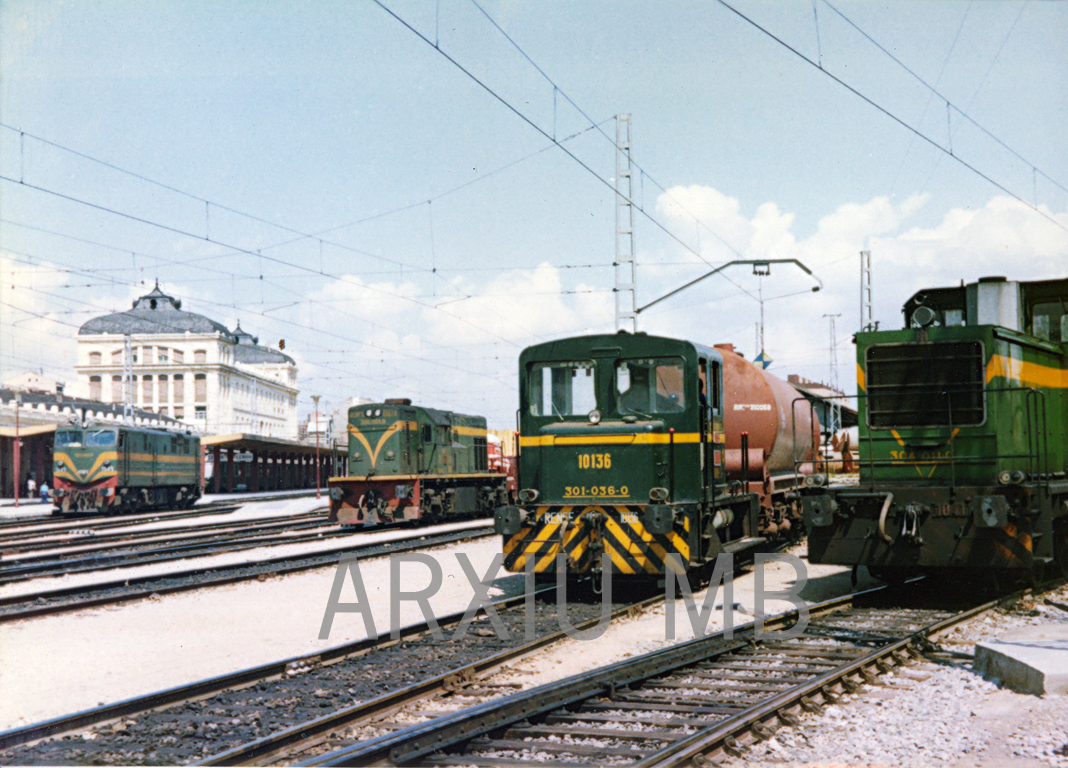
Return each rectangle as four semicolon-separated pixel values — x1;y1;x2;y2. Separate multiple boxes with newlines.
75;283;299;438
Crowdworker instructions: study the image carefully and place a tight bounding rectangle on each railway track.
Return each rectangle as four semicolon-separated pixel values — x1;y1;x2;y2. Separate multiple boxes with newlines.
0;509;325;554
0;585;661;765
0;524;496;623
294;586;1031;768
0;512;346;585
0;490;319;534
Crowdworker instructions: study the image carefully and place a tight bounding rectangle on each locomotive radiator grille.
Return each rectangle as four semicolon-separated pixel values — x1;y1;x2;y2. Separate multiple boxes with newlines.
866;341;985;428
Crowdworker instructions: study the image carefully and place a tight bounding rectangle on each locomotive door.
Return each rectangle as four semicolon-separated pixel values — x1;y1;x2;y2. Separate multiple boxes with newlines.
699;357;723;503
120;432;129;482
699;358;712;503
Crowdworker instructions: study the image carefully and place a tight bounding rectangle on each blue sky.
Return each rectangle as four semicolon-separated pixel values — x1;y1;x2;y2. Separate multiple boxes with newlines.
2;0;1066;428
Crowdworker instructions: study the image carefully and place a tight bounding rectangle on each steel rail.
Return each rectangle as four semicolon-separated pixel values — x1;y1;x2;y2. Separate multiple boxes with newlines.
636;589;1025;768
0;509;327;556
0;523;353;583
196;595;664;766
310;580;1044;768
0;490;319;534
0;525;494;623
0;502;244;539
0;546;527;752
304;591;865;766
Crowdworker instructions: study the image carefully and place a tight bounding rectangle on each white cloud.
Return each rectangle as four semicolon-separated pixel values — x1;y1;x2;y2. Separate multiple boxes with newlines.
0;252;81;387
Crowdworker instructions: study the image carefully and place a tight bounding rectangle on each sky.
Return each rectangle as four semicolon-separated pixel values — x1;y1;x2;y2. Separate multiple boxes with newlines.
1;0;1066;430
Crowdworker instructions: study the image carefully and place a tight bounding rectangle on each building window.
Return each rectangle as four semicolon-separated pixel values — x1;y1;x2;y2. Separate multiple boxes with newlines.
158;348;169;363
89;376;102;401
194;349;207;364
173;349;185;364
194;374;207;403
174;374;184;402
174;406;185;419
195;406;207;420
158;375;169;402
89;352;101;365
111;376;122;401
112;350;123;364
142;347;153;364
142;375;153;402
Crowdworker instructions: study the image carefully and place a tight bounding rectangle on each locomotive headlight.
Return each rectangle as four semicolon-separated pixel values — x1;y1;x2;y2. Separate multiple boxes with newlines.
803;474;828;488
518;488;539;503
353;452;362;460
385;450;395;459
588;409;602;425
329;487;344;501
101;462;114;472
649;487;669;501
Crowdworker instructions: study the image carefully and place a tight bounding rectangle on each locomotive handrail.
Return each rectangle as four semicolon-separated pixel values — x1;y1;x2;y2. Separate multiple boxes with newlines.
790;385;1051;491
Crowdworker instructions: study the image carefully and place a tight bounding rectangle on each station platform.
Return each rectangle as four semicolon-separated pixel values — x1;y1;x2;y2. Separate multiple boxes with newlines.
975;624;1068;695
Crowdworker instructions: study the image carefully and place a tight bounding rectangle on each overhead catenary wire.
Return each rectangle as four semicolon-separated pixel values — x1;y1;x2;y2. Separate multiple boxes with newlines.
715;0;1068;236
0;173;528;350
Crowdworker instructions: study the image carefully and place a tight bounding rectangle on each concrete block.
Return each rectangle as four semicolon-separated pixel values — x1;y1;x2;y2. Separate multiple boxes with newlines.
974;624;1068;696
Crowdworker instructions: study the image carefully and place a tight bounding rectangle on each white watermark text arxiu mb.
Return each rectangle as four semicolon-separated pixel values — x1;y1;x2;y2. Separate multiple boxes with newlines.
319;552;809;642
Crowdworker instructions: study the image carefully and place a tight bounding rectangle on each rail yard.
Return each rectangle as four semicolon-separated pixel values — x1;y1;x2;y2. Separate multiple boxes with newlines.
2;273;1067;766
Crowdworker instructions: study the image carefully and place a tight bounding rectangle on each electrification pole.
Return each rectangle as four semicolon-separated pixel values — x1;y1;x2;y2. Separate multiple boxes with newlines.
312;395;321;500
860;250;873;332
614;114;636;333
823;313;842;449
123;334;134;425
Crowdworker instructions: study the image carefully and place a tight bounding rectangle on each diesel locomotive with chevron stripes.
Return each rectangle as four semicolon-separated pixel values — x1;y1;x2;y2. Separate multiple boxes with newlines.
494;332;820;579
801;276;1068;583
327;399;512;525
52;424;202;513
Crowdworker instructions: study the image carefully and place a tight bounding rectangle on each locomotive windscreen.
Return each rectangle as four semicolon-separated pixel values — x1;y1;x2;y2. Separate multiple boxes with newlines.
866;341;985;428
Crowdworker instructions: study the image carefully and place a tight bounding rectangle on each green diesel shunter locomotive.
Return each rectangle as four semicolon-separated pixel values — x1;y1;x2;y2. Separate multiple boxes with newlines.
52;424;202;513
802;276;1068;582
328;399;511;525
494;332;817;580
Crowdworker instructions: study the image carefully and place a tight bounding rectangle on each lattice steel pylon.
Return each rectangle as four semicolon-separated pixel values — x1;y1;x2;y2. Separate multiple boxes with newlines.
823;313;842;446
614;114;636;333
123;334;134;424
860;249;873;332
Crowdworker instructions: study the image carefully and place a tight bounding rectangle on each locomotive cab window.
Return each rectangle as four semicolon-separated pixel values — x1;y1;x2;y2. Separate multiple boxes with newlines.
86;429;117;447
422;424;433;443
1030;301;1067;343
528;361;596;417
54;430;83;448
616;357;685;414
699;359;722;416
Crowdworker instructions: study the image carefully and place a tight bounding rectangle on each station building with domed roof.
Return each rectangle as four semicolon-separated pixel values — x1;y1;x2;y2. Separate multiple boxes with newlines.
75;284;299;438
